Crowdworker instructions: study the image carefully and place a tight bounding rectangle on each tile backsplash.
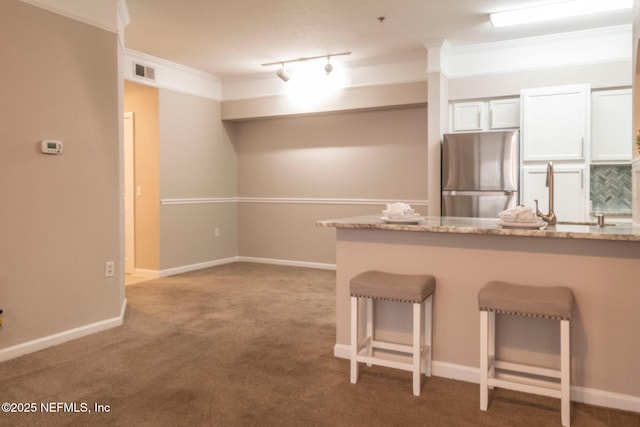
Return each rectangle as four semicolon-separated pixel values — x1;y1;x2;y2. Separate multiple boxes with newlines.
590;165;632;215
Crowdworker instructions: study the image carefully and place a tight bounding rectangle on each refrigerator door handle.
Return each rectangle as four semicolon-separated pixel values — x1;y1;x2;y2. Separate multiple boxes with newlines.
442;190;516;196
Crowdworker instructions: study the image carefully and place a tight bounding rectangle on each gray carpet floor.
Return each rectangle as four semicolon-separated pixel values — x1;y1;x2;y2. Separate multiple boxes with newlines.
1;262;639;426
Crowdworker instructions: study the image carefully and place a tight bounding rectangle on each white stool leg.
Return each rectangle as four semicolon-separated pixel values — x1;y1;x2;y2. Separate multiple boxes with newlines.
423;295;433;377
366;298;373;366
350;296;358;384
480;310;489;410
412;302;422;396
561;319;571;427
488;311;495;389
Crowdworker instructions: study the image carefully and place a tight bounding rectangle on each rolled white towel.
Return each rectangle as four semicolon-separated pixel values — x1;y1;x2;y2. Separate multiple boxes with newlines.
498;206;536;222
383;202;415;219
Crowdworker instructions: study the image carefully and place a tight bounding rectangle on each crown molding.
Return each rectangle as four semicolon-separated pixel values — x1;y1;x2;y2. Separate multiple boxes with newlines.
444;25;631;78
124;49;222;100
20;0;128;33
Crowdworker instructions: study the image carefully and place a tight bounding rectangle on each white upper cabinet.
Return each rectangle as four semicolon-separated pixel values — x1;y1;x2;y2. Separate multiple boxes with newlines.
489;98;520;129
451;101;486;131
521;84;590;161
451;98;519;132
591;88;632;163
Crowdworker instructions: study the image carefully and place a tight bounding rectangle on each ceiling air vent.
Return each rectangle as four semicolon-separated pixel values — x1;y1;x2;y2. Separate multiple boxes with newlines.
133;62;155;81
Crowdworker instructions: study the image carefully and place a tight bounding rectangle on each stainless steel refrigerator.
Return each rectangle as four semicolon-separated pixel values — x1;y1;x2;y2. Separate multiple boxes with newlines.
441;130;519;218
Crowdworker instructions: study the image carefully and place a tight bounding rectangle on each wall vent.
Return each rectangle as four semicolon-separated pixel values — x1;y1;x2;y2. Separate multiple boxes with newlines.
133;62;155;81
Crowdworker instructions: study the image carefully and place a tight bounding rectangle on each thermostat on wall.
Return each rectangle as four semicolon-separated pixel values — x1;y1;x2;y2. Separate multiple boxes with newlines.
41;140;63;154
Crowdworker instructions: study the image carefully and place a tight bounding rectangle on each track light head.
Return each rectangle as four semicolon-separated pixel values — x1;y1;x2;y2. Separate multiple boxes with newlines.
324;60;333;75
276;65;290;82
262;52;350;82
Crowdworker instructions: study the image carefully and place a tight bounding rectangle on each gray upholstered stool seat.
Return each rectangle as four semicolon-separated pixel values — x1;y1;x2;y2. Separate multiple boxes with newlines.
478;281;574;320
350;271;436;303
478;281;574;426
350;271;436;396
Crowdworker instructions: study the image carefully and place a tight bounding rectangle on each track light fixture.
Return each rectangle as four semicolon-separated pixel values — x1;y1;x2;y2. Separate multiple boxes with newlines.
276;63;290;82
324;57;333;75
262;52;351;82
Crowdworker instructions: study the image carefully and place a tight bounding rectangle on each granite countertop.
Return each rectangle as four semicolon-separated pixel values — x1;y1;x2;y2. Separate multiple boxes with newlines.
316;215;640;242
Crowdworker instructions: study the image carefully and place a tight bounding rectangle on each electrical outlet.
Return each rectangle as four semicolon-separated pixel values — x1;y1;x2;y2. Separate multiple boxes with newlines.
215;227;220;237
105;261;115;277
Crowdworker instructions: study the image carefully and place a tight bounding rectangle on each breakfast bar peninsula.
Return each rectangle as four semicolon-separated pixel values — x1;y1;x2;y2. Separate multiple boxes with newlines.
316;215;640;411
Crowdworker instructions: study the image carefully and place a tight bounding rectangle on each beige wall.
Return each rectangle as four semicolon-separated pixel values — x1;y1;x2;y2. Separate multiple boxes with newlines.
124;85;238;273
222;81;428;121
0;1;122;346
235;106;428;264
159;89;238;270
124;81;160;271
449;60;631;101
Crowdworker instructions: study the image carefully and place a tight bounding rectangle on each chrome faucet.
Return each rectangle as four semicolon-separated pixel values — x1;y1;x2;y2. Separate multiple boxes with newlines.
534;161;557;225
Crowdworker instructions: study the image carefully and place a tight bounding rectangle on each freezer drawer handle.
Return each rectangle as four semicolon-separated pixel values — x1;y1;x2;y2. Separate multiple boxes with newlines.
442;191;516;196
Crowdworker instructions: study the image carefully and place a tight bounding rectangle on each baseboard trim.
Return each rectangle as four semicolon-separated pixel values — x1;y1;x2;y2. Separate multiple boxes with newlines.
572;385;640;414
333;343;640;413
0;298;127;363
133;268;162;279
238;256;336;271
133;256;335;279
158;257;240;277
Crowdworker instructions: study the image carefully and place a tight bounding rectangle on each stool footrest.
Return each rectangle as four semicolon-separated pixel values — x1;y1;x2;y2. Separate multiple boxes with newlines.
488;376;561;399
371;340;414;354
356;344;430;373
355;354;415;373
493;360;561;380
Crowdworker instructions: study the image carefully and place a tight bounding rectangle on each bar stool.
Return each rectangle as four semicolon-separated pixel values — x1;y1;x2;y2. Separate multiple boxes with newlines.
478;281;574;426
350;271;436;396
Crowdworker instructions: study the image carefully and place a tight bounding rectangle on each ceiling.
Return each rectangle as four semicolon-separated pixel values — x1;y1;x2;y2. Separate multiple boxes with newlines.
124;0;632;79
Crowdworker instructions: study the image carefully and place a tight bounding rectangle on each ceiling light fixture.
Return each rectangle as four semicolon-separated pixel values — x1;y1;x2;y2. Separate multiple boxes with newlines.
489;0;632;28
276;63;290;82
262;52;351;82
324;57;334;75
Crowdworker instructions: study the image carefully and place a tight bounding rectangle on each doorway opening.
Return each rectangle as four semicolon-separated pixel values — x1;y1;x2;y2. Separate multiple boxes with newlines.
124;112;136;277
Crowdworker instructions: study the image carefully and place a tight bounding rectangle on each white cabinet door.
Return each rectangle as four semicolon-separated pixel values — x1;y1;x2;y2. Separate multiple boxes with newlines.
591;88;632;162
522;84;589;161
522;165;588;222
489;98;520;129
452;101;486;131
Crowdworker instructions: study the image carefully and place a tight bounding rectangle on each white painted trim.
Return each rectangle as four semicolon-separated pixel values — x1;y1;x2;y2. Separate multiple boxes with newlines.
159;257;240;277
132;268;162;279
446;25;631;78
238;256;336;271
134;256;335;278
572;385;640;413
124;49;221;101
20;0;121;33
432;360;480;384
0;298;127;363
334;343;640;413
161;197;238;205
160;197;429;206
240;197;428;206
135;257;241;279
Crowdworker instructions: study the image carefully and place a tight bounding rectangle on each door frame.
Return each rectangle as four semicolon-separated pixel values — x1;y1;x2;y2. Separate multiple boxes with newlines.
124;112;135;275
